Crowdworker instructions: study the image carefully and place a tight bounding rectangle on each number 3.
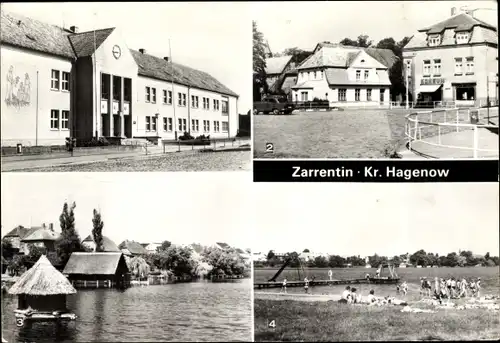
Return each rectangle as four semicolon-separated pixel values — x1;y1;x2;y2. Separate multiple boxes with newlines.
266;143;274;153
268;320;276;328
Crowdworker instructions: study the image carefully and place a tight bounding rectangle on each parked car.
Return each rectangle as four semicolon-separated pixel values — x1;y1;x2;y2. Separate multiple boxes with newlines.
253;97;295;115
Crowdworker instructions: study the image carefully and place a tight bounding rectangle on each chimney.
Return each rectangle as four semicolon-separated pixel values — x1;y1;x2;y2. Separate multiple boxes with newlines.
139;48;146;54
451;7;457;16
49;223;54;231
70;26;79;33
163;57;169;62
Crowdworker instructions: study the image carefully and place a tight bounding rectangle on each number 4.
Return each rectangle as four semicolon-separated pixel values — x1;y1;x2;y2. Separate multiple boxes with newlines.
268;320;276;328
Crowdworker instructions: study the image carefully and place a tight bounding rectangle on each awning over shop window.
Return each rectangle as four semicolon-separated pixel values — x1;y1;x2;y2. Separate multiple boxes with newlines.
417;84;442;93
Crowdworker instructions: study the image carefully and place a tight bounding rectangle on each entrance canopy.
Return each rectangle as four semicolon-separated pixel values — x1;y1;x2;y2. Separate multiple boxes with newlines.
418;84;442;93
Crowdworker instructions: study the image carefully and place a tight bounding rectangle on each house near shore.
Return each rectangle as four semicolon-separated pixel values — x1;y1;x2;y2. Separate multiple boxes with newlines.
291;42;396;106
140;242;162;254
63;252;131;288
3;223;59;254
118;240;148;256
81;235;120;252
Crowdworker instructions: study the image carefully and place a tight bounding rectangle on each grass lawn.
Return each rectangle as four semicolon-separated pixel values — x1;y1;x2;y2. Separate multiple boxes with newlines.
254;109;414;159
254;299;500;341
19;150;251;172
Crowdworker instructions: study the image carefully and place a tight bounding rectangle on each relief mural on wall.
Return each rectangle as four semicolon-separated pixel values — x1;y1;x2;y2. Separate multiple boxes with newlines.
4;65;31;110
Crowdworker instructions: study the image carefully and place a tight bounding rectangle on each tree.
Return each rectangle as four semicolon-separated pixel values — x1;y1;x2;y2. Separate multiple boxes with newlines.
303;249;310;253
339;35;372;48
328;255;345;268
91;209;104;252
127;256;150;280
253;21;268;101
56;201;84;267
1;240;16;260
7;255;26;276
281;47;313;68
203;247;246;277
157;241;172;253
313;255;328;268
266;250;275;260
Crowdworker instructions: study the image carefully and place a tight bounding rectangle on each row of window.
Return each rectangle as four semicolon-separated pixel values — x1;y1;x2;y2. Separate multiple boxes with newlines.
145;86;228;113
51;70;70;91
299;70;324;81
355;70;370;81
427;32;470;47
299;89;385;102
50;109;69;130
144;116;228;133
421;57;474;76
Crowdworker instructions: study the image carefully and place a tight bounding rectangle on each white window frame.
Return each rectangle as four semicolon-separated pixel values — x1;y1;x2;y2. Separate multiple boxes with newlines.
456;32;469;44
367;89;372;101
61;72;70;91
213;120;220;132
50;109;59;130
146;116;151;131
428;34;441;46
51;70;60;90
364;70;369;80
222;121;229;133
145;87;151;102
356;70;361;80
423;60;431;76
152;116;157;131
433;59;441;76
338;89;346;102
151;88;156;103
163;90;168;104
355;89;360;102
455;58;463;75
178;92;182;106
61;110;69;130
168;90;172;104
466;57;474;74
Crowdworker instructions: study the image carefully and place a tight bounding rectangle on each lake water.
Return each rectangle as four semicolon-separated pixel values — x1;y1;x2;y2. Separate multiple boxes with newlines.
1;279;252;342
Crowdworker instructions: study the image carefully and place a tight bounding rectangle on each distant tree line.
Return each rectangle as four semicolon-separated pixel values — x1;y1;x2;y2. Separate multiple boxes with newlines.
254;249;499;269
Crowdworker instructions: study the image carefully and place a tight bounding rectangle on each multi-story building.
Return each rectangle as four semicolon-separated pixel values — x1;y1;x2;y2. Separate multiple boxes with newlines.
1;10;239;147
291;42;396;107
403;8;498;107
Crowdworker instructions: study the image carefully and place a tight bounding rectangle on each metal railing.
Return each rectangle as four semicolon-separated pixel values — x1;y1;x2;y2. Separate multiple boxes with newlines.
161;136;250;153
405;107;499;159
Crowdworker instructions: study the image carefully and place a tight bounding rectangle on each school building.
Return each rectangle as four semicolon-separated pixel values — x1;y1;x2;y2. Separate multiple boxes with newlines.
291;42;396;107
402;8;498;107
0;10;239;147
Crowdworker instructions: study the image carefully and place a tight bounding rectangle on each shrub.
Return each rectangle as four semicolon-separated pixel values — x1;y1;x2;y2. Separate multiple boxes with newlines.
179;132;194;141
77;137;110;147
382;142;402;159
195;134;210;140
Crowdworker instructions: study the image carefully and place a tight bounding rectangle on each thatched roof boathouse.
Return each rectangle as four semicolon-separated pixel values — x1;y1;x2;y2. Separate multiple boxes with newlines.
8;255;77;327
63;252;131;289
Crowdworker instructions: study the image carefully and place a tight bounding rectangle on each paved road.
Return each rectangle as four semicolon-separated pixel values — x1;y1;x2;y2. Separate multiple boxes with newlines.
1;139;250;172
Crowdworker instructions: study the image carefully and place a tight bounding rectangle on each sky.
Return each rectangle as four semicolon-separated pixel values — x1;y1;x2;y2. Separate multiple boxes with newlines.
1;173;252;250
251;183;499;258
253;1;498;53
1;2;252;112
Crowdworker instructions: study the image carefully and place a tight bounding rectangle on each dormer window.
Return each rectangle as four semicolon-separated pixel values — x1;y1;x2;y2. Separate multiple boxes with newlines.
456;32;469;44
428;34;441;46
356;70;361;80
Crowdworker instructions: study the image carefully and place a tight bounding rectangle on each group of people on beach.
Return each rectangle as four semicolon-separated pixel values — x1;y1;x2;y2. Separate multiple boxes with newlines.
280;276;316;294
416;276;482;299
339;286;406;306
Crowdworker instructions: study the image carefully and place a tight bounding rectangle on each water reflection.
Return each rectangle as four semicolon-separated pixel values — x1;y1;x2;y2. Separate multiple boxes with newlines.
2;280;251;342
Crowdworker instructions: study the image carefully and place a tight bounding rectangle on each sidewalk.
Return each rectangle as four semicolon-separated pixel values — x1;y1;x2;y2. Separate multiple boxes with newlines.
398;128;499;159
1;138;251;172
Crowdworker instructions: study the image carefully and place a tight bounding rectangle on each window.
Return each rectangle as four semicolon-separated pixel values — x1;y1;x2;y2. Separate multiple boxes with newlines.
146;116;151;131
61;110;69;129
221;99;228;114
213;120;220;132
163;117;173;131
300;91;308;101
380;89;385;102
428;34;441;46
145;87;151;102
151;88;156;103
222;121;229;133
423;60;431;76
213;99;220;110
355;89;360;101
356;70;361;80
178;92;182;106
433;59;441;76
62;72;70;91
113;76;121;101
455;58;463;75
314;71;317;79
51;70;60;90
181;93;186;106
367;89;372;101
203;97;210;110
456;32;469;44
338;89;346;102
466;57;474;74
203;120;210;132
191;119;199;132
319;71;323;79
168;90;173;104
163;90;168;104
191;95;199;108
152;116;157;131
177;118;187;132
124;78;131;102
101;74;110;99
364;70;369;80
50;109;59;129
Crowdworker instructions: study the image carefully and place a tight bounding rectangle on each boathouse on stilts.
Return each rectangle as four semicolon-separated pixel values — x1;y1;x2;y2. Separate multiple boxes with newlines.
7;255;77;328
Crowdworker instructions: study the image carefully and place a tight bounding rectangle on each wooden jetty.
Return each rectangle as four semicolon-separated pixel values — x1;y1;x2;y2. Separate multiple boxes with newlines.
254;277;399;289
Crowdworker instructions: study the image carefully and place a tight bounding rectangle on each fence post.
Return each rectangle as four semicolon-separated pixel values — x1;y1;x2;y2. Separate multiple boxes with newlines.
163;142;165;154
414;117;419;141
178;141;180;152
473;125;479;159
145;144;148;155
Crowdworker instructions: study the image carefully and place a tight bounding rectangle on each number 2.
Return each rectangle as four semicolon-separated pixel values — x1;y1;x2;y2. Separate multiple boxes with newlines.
268;319;276;328
266;143;274;153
